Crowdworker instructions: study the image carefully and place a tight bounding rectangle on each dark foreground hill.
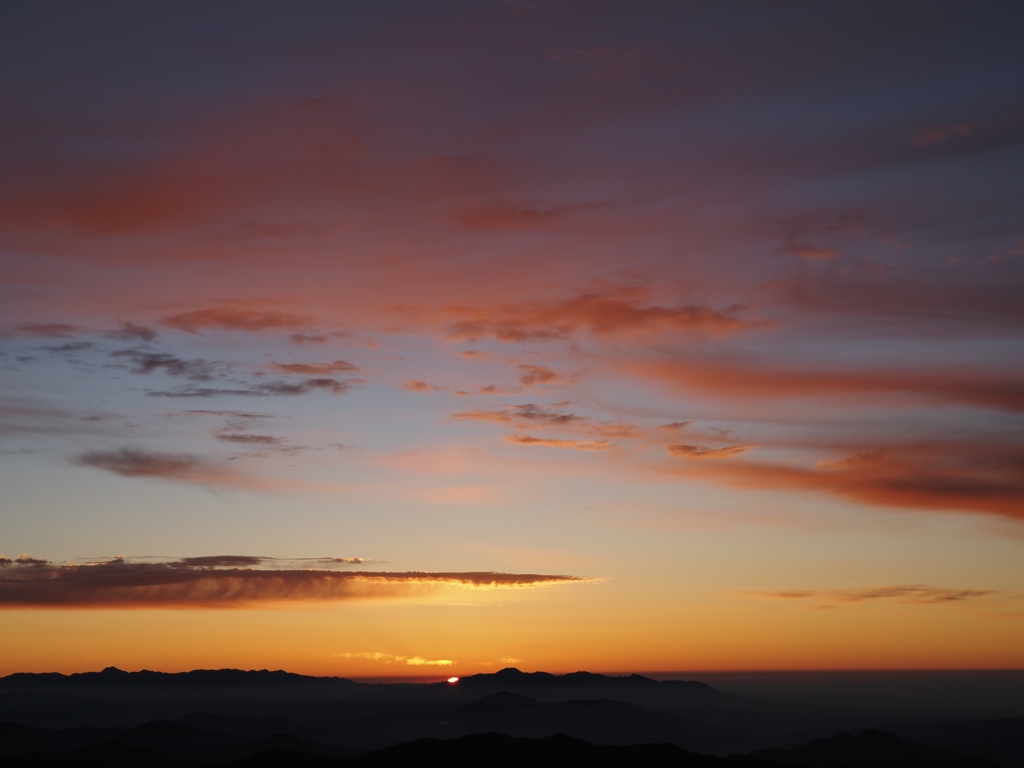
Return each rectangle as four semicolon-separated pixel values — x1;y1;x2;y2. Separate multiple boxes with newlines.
0;732;728;768
0;729;1005;768
350;732;760;768
753;729;996;768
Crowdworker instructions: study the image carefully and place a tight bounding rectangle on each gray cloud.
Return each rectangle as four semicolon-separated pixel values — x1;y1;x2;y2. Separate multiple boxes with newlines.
518;365;560;386
75;448;235;485
12;323;79;338
43;341;95;354
0;400;116;438
453;403;635;439
107;322;158;341
111;350;222;381
289;334;328;345
269;360;357;375
182;410;272;419
215;433;285;446
147;378;352;397
659;421;691;432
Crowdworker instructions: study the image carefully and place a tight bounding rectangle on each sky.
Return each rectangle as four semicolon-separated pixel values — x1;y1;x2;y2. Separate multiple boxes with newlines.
1;1;1023;677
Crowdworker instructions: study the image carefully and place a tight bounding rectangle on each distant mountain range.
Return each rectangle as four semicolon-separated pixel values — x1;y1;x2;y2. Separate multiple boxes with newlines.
1;668;1021;767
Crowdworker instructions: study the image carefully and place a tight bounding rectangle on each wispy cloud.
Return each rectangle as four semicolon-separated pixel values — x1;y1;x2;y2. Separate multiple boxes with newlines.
214;432;289;448
163;308;313;334
659;421;691;432
0;400;115;438
150;555;370;568
9;323;79;338
517;364;571;387
331;651;453;666
454;403;634;438
404;380;445;392
269;360;358;375
769;213;859;261
667;443;753;460
453;201;597;232
506;434;610;451
107;322;157;341
454;403;636;453
441;287;752;342
111;350;222;381
147;378;352;397
454;384;512;397
111;349;359;398
289;334;328;345
75;448;238;485
182;410;273;423
40;341;95;354
746;584;1000;607
0;557;585;608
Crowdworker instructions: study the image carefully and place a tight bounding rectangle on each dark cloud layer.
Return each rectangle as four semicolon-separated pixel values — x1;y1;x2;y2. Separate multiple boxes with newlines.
0;557;584;608
172;555;367;568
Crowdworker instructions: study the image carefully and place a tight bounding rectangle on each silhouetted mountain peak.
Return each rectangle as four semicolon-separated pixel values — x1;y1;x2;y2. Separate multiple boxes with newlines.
0;667;359;690
1;665;713;698
456;668;715;693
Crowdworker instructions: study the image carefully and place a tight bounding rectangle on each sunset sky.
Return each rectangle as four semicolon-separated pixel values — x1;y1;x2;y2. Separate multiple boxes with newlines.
1;2;1023;677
